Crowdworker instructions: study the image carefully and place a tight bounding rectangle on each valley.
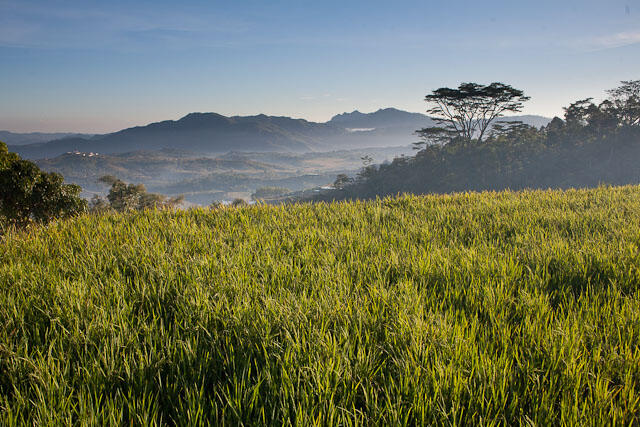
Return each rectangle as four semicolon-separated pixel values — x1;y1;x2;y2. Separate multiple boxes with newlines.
6;109;548;204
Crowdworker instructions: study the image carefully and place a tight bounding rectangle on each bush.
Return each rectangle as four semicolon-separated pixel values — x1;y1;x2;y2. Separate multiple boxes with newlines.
231;198;247;207
0;141;86;227
95;175;184;212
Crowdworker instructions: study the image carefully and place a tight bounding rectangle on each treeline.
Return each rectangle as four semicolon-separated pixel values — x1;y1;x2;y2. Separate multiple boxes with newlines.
314;80;640;201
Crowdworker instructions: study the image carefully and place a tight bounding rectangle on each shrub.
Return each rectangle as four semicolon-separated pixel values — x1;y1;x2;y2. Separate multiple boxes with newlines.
0;141;86;227
96;175;184;212
231;198;247;207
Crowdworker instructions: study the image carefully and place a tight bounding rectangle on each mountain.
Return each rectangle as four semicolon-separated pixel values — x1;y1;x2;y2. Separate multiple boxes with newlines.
12;113;352;159
0;130;94;146
11;114;327;159
329;108;551;130
97;113;340;153
329;108;432;129
501;115;554;129
9;109;552;160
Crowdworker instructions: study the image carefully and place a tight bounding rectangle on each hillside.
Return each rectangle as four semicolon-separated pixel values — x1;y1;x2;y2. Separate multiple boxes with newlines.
33;146;414;203
315;116;640;202
0;131;94;146
9;109;549;160
1;186;639;424
34;149;288;196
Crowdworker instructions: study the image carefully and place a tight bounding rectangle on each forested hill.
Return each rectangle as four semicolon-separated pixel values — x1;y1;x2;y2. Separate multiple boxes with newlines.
316;125;640;201
314;82;640;201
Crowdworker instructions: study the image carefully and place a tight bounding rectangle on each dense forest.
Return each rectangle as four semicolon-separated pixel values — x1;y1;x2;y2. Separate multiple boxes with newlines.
313;81;640;201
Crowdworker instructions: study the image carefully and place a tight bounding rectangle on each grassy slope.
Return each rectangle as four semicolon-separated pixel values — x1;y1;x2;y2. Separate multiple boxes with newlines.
1;186;640;424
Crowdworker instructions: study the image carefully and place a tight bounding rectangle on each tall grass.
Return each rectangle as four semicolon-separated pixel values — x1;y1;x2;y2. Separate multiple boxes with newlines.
1;186;639;424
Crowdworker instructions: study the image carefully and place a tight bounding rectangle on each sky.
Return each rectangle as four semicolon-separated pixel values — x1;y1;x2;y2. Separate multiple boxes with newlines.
1;0;640;133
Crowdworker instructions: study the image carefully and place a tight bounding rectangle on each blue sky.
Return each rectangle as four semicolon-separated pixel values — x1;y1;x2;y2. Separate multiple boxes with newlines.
1;0;639;133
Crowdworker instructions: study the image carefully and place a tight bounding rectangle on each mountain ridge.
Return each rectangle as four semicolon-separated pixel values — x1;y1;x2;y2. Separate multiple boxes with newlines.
0;130;95;146
7;109;551;160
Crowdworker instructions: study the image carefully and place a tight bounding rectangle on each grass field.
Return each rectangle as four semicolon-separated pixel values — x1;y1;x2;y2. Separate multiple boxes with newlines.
1;185;640;424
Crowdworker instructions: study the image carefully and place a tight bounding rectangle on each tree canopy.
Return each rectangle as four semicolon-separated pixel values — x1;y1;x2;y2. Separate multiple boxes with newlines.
92;175;184;212
313;79;640;202
416;82;530;147
606;80;640;127
0;141;86;228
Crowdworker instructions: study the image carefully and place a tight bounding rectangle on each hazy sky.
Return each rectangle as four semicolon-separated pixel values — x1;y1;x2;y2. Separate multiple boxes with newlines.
1;0;640;133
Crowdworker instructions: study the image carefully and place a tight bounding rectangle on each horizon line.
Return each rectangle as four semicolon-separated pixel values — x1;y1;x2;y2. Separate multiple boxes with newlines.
1;108;555;135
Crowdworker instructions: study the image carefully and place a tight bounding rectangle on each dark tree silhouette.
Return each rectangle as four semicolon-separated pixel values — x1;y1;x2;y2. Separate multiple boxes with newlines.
333;173;352;189
416;82;530;146
606;80;640;126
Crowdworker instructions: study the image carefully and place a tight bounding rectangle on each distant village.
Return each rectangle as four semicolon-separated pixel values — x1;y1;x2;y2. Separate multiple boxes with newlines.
66;150;99;157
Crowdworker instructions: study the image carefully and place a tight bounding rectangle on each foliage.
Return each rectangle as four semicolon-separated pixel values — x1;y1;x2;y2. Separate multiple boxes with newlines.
324;80;640;201
332;173;352;189
88;194;110;213
412;126;459;148
0;141;86;228
606;79;640;126
231;198;248;207
416;82;530;146
1;186;640;423
93;175;184;212
0;142;19;168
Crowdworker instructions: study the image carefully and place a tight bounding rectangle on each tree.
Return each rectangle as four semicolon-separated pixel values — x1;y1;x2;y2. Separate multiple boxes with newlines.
354;154;378;182
412;127;459;149
416;82;530;145
333;174;352;189
0;142;19;168
97;175;183;212
360;155;374;166
0;141;86;227
563;98;596;126
606;80;640;127
89;194;110;212
310;79;640;203
563;98;620;135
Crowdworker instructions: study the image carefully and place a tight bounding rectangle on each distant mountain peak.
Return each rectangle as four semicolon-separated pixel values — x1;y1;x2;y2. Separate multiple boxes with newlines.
328;108;433;129
178;112;228;122
329;110;366;122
